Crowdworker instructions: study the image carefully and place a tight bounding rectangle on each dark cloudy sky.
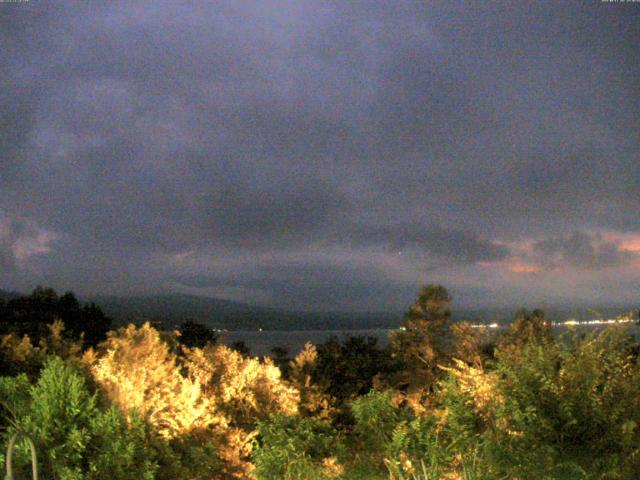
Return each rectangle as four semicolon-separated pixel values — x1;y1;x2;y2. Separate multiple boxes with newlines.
1;1;639;311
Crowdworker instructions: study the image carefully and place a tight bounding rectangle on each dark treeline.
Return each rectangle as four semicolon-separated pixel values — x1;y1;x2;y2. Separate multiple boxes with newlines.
0;285;639;479
0;286;111;348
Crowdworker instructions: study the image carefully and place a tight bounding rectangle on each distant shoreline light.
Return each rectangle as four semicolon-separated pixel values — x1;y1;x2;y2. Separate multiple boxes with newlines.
470;318;636;329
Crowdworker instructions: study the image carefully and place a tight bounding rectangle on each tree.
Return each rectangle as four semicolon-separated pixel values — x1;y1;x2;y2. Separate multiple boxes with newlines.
311;336;398;425
79;302;112;348
270;346;291;377
178;320;218;349
230;340;250;356
0;287;58;341
0;288;111;349
504;308;552;347
389;285;452;398
450;321;487;367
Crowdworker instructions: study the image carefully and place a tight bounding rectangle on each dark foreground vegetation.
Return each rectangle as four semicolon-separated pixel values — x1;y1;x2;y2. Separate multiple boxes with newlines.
0;286;639;479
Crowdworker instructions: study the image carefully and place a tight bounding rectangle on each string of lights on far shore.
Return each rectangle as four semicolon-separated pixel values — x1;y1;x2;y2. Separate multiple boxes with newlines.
467;318;637;330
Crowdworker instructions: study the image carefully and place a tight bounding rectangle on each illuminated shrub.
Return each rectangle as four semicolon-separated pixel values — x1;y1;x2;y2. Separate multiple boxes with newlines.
288;342;335;420
85;323;227;477
0;334;41;378
185;343;299;478
0;320;81;378
86;323;301;478
186;343;299;428
86;322;218;439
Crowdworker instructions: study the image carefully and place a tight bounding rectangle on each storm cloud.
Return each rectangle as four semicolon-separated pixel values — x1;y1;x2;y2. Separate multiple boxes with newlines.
1;1;639;310
344;223;510;265
532;231;637;270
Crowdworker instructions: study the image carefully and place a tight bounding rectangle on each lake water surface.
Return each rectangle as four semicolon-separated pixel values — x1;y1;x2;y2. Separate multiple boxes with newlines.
221;323;640;357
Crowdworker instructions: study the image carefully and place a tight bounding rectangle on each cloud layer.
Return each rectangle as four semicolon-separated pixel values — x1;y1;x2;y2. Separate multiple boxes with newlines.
1;1;639;310
532;232;637;270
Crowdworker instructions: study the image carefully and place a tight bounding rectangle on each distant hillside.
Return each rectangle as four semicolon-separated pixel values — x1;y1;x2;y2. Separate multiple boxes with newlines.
93;294;278;330
0;290;21;302
3;288;635;331
92;293;402;331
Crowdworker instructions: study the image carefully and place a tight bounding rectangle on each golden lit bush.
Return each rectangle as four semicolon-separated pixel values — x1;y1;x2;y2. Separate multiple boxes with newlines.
186;344;299;429
0;320;81;378
288;342;335;420
184;343;300;478
440;358;502;423
0;333;40;366
86;323;302;478
85;323;219;439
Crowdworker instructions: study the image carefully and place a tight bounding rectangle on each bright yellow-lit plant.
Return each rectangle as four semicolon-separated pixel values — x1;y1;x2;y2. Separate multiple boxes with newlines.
186;344;298;428
85;323;219;439
287;342;335;420
85;323;301;479
185;344;299;478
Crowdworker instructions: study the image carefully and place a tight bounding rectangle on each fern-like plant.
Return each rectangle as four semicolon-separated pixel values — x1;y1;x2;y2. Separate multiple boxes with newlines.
4;431;38;480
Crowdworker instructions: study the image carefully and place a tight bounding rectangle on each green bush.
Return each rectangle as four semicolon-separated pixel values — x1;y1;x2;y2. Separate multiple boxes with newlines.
86;408;157;480
484;328;640;479
350;390;456;479
351;390;406;467
253;413;345;480
378;327;640;479
353;391;403;445
0;357;158;480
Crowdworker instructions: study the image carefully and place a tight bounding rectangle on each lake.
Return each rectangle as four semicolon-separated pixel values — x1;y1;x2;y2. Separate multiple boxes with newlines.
220;322;640;357
220;329;392;356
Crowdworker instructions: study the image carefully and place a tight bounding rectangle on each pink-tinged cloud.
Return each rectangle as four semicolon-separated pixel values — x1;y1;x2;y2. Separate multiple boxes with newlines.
488;230;640;274
477;258;540;274
507;263;541;274
600;231;640;254
13;230;58;261
0;214;58;266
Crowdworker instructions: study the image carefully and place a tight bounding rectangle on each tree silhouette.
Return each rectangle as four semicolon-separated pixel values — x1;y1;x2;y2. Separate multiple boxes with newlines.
178;320;218;348
0;287;111;348
390;285;452;393
506;308;552;346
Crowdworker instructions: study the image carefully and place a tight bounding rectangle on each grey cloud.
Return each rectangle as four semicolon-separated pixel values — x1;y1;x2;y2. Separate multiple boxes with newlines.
344;223;510;264
0;240;16;272
0;1;639;308
173;261;418;312
532;231;637;270
170;260;520;312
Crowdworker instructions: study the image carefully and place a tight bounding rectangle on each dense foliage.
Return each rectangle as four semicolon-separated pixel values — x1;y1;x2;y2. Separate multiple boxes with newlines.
0;287;111;348
0;285;638;479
